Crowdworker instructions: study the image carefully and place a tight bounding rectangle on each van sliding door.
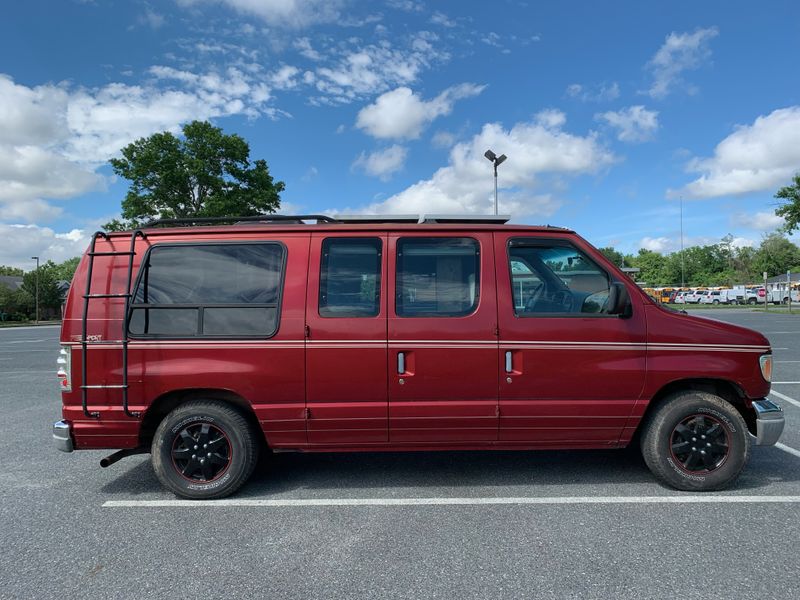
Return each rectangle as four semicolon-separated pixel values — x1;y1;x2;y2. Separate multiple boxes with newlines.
387;233;499;443
305;233;389;444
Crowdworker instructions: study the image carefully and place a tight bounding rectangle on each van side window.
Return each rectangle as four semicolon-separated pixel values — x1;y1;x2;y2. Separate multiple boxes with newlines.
128;243;285;337
508;240;612;316
319;238;381;317
396;237;479;317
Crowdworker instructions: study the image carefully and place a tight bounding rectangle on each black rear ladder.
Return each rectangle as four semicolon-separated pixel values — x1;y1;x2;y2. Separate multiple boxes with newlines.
80;230;147;419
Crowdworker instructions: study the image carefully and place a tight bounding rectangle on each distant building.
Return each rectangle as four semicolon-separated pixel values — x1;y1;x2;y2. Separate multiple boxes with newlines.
0;275;23;291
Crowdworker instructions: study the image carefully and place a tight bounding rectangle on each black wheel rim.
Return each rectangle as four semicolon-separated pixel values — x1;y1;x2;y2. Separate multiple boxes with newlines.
171;422;232;482
669;414;730;473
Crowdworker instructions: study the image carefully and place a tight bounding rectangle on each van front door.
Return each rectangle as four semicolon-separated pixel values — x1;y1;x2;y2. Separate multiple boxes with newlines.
388;233;498;443
495;234;646;446
305;234;388;444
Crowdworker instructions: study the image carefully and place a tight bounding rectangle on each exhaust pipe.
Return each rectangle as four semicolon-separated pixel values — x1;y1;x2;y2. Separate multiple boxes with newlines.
100;448;148;468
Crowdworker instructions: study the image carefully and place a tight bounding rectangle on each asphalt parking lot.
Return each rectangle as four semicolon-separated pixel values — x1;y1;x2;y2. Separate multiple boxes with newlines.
1;310;799;599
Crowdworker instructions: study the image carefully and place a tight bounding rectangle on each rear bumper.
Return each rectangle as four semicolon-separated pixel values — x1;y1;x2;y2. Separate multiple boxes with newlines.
53;420;74;453
751;399;784;446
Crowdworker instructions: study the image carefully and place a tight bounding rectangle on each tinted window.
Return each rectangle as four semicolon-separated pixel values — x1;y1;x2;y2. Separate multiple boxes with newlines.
319;238;381;317
508;241;611;315
129;243;284;337
396;238;479;317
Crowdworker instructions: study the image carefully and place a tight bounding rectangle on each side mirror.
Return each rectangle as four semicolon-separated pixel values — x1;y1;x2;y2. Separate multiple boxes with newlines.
607;282;632;317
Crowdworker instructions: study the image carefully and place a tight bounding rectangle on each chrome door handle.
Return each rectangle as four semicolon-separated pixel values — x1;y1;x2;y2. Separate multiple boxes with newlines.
505;351;512;373
398;352;405;375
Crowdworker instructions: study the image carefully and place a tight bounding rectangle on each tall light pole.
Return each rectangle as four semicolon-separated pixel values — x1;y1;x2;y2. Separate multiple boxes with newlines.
484;149;507;215
31;256;40;324
679;196;685;288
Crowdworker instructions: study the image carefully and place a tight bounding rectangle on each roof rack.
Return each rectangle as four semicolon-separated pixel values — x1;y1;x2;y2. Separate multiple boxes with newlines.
144;214;337;227
334;214;512;224
143;213;517;228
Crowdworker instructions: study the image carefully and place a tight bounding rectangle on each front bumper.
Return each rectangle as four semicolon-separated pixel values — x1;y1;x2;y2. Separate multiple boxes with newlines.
751;399;784;446
53;420;74;453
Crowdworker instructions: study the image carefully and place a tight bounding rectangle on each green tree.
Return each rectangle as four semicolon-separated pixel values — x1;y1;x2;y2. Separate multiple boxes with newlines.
22;261;63;311
106;120;284;230
630;249;668;285
598;247;624;267
775;172;800;234
752;233;800;277
0;265;24;276
51;257;81;282
0;284;33;321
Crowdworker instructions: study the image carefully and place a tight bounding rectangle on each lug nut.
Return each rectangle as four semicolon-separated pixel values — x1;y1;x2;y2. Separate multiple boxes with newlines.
191;454;196;460
692;447;696;451
700;450;706;455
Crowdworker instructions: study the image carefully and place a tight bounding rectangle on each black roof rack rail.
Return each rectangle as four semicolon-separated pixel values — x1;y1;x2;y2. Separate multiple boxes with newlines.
144;214;338;227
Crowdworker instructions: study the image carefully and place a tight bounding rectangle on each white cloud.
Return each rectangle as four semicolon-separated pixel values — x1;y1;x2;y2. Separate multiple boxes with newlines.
269;65;300;89
177;0;344;28
639;234;754;254
313;33;450;103
294;37;322;61
566;82;620;102
387;0;424;12
352;145;408;181
431;130;456;149
0;224;91;270
0;66;281;226
430;11;456;28
349;110;616;216
644;27;719;98
596;105;659;143
670;106;800;198
139;7;165;29
356;83;485;140
732;211;785;231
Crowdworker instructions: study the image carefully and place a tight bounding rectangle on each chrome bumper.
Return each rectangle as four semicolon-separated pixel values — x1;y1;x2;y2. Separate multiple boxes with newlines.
751;399;784;446
53;420;74;453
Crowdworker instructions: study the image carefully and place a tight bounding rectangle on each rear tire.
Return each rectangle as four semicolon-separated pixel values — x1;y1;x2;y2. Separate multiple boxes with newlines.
152;400;260;499
640;391;750;491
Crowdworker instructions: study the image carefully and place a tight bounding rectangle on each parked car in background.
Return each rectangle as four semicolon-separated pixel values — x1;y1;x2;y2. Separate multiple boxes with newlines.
683;290;703;304
699;290;724;305
673;291;688;304
767;289;800;305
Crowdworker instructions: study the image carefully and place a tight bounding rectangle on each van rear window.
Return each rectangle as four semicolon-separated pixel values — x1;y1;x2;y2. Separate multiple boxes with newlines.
128;243;285;337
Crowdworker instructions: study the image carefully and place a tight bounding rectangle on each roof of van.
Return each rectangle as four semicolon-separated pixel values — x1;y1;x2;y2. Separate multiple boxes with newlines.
104;214;575;237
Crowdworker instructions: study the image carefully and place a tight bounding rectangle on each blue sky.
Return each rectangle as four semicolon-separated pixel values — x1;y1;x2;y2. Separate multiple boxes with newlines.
1;0;799;268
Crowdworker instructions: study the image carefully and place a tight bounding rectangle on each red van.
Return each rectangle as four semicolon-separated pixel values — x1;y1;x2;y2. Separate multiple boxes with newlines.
53;215;784;499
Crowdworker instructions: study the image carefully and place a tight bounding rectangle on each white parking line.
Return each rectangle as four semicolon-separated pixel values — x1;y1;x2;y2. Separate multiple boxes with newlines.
771;389;800;409
772;382;800;384
776;443;800;459
775;361;800;363
103;495;800;508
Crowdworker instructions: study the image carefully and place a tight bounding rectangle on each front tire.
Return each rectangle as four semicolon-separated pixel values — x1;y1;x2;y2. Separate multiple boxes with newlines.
640;391;750;491
152;400;260;499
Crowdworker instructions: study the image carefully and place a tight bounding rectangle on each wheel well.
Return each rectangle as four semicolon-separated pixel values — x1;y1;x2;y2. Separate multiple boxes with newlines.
139;388;265;449
638;379;756;437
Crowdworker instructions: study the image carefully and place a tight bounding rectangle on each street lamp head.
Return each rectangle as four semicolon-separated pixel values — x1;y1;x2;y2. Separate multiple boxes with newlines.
484;149;496;162
496;154;507;166
31;256;38;260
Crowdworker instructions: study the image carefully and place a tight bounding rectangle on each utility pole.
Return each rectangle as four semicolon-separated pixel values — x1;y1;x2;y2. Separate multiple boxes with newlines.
31;256;40;324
